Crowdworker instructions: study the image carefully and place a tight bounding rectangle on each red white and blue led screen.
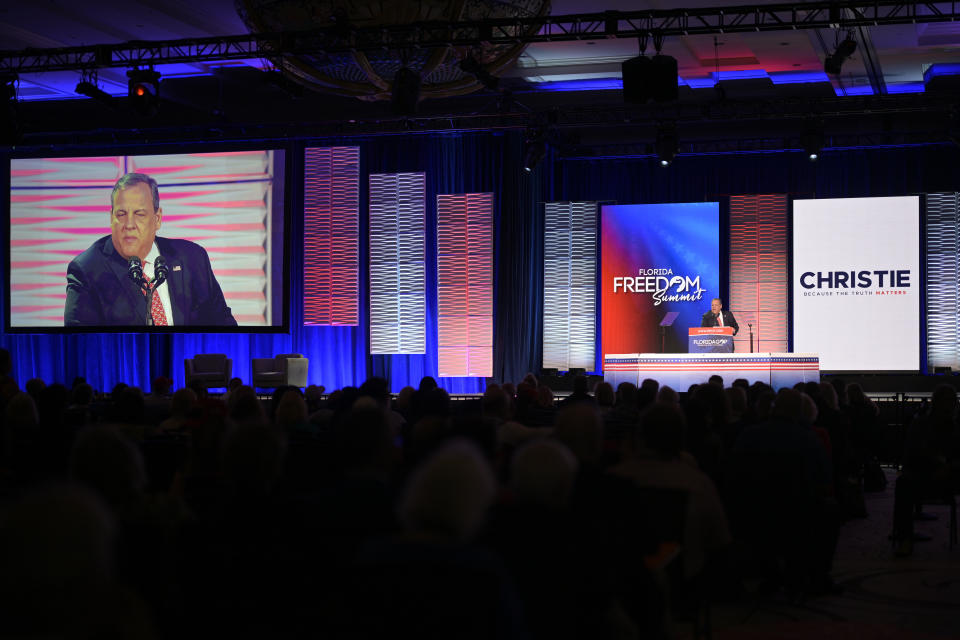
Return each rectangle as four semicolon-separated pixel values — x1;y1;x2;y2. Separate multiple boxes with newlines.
601;202;720;357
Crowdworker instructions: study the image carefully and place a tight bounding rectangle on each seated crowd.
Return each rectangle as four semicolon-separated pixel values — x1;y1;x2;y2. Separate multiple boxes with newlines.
0;344;954;639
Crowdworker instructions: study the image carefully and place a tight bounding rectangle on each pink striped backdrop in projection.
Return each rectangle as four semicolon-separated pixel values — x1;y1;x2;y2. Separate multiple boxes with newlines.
437;193;493;378
9;151;278;327
728;195;789;352
302;146;360;325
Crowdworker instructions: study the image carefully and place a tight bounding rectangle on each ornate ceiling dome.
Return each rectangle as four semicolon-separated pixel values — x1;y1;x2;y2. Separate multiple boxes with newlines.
236;0;550;103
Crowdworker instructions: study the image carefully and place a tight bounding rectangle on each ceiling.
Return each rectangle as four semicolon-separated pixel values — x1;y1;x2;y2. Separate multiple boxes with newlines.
4;1;960;150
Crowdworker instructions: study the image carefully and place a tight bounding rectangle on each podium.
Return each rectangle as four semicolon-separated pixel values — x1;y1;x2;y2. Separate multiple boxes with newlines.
688;327;735;353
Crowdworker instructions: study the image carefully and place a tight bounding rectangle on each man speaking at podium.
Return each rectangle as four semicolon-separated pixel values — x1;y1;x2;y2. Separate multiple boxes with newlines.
64;172;237;327
701;298;739;335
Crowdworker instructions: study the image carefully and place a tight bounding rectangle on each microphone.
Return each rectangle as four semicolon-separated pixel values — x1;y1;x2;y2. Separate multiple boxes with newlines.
153;256;169;288
128;256;144;286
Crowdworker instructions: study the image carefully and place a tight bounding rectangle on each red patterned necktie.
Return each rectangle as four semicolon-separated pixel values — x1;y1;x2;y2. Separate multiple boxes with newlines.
143;272;168;326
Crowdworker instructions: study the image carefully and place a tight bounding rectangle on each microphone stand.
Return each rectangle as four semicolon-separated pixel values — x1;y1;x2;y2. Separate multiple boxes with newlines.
748;323;754;353
144;282;155;326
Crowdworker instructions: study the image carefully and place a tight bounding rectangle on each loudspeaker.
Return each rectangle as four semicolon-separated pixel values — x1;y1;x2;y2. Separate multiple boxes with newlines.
391;67;421;116
622;54;678;104
541;368;559;377
568;367;586;377
934;366;952;374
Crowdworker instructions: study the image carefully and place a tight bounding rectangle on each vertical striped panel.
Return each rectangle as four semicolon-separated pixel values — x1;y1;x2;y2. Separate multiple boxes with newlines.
437;193;494;377
543;201;597;370
303;146;359;325
926;193;960;370
369;173;426;354
729;194;789;353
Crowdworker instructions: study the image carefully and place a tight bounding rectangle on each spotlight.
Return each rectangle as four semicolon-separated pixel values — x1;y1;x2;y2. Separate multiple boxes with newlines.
523;140;546;173
801;121;824;161
655;123;678;166
127;68;160;117
824;32;857;76
391;67;421;116
459;54;500;91
75;80;114;105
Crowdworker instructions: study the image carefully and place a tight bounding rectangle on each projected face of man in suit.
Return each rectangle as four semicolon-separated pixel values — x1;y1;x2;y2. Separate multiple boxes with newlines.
110;176;162;262
711;298;723;315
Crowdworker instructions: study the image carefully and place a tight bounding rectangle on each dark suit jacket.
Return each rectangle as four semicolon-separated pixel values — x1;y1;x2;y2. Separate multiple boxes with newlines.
700;309;739;335
64;235;238;327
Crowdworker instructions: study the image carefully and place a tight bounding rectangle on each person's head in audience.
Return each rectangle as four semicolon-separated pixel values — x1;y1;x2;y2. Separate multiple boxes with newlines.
337;397;393;472
304;384;325;413
69;426;146;509
694;381;729;428
594;381;615;408
846;383;869;407
228;377;242;392
227;385;265;424
830;378;848;406
708;374;724;387
5;392;38;428
772;387;804;422
418;376;438;392
732;378;749;392
930;383;957;419
270;385;301;420
397;439;496;542
220;422;286;498
109;382;128;399
657;385;679;405
419;387;451;419
360;376;391;409
818;382;840;412
515;381;537;414
572;374;590;396
0;485;128;639
536;384;554;409
754;389;776;422
25;378;45;400
803;381;821;401
726;385;747;420
70;383;95;407
186;379;208;399
37;383;69;426
616;381;638;407
71;375;87;390
151;375;172;396
639;402;686;458
521;372;539;388
169;387;197;418
501;382;516;398
111;387;145;425
481;386;511;423
799;392;818;426
510;439;578;509
275;389;308;430
395;386;415;413
553;404;603;466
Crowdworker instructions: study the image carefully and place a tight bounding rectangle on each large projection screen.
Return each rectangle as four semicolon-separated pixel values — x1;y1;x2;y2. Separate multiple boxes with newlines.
792;196;920;371
601;202;719;356
8;150;286;331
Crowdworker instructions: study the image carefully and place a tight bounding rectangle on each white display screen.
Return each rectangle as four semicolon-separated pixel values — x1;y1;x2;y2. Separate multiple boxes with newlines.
792;196;920;371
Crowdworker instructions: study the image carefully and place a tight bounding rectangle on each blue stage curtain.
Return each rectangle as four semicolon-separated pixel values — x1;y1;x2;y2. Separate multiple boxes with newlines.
3;140;959;393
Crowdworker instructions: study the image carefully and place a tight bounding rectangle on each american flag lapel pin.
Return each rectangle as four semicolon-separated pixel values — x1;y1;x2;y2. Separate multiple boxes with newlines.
173;265;182;272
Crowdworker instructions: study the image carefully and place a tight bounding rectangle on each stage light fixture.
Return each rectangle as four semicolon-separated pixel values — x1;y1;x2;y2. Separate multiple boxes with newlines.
75;80;114;105
459;54;500;91
127;68;160;117
522;135;547;173
801;121;824;161
391;67;421;116
824;32;857;76
655;123;678;166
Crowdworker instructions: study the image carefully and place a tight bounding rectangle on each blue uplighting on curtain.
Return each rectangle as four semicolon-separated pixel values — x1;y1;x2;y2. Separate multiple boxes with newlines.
3;139;959;393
